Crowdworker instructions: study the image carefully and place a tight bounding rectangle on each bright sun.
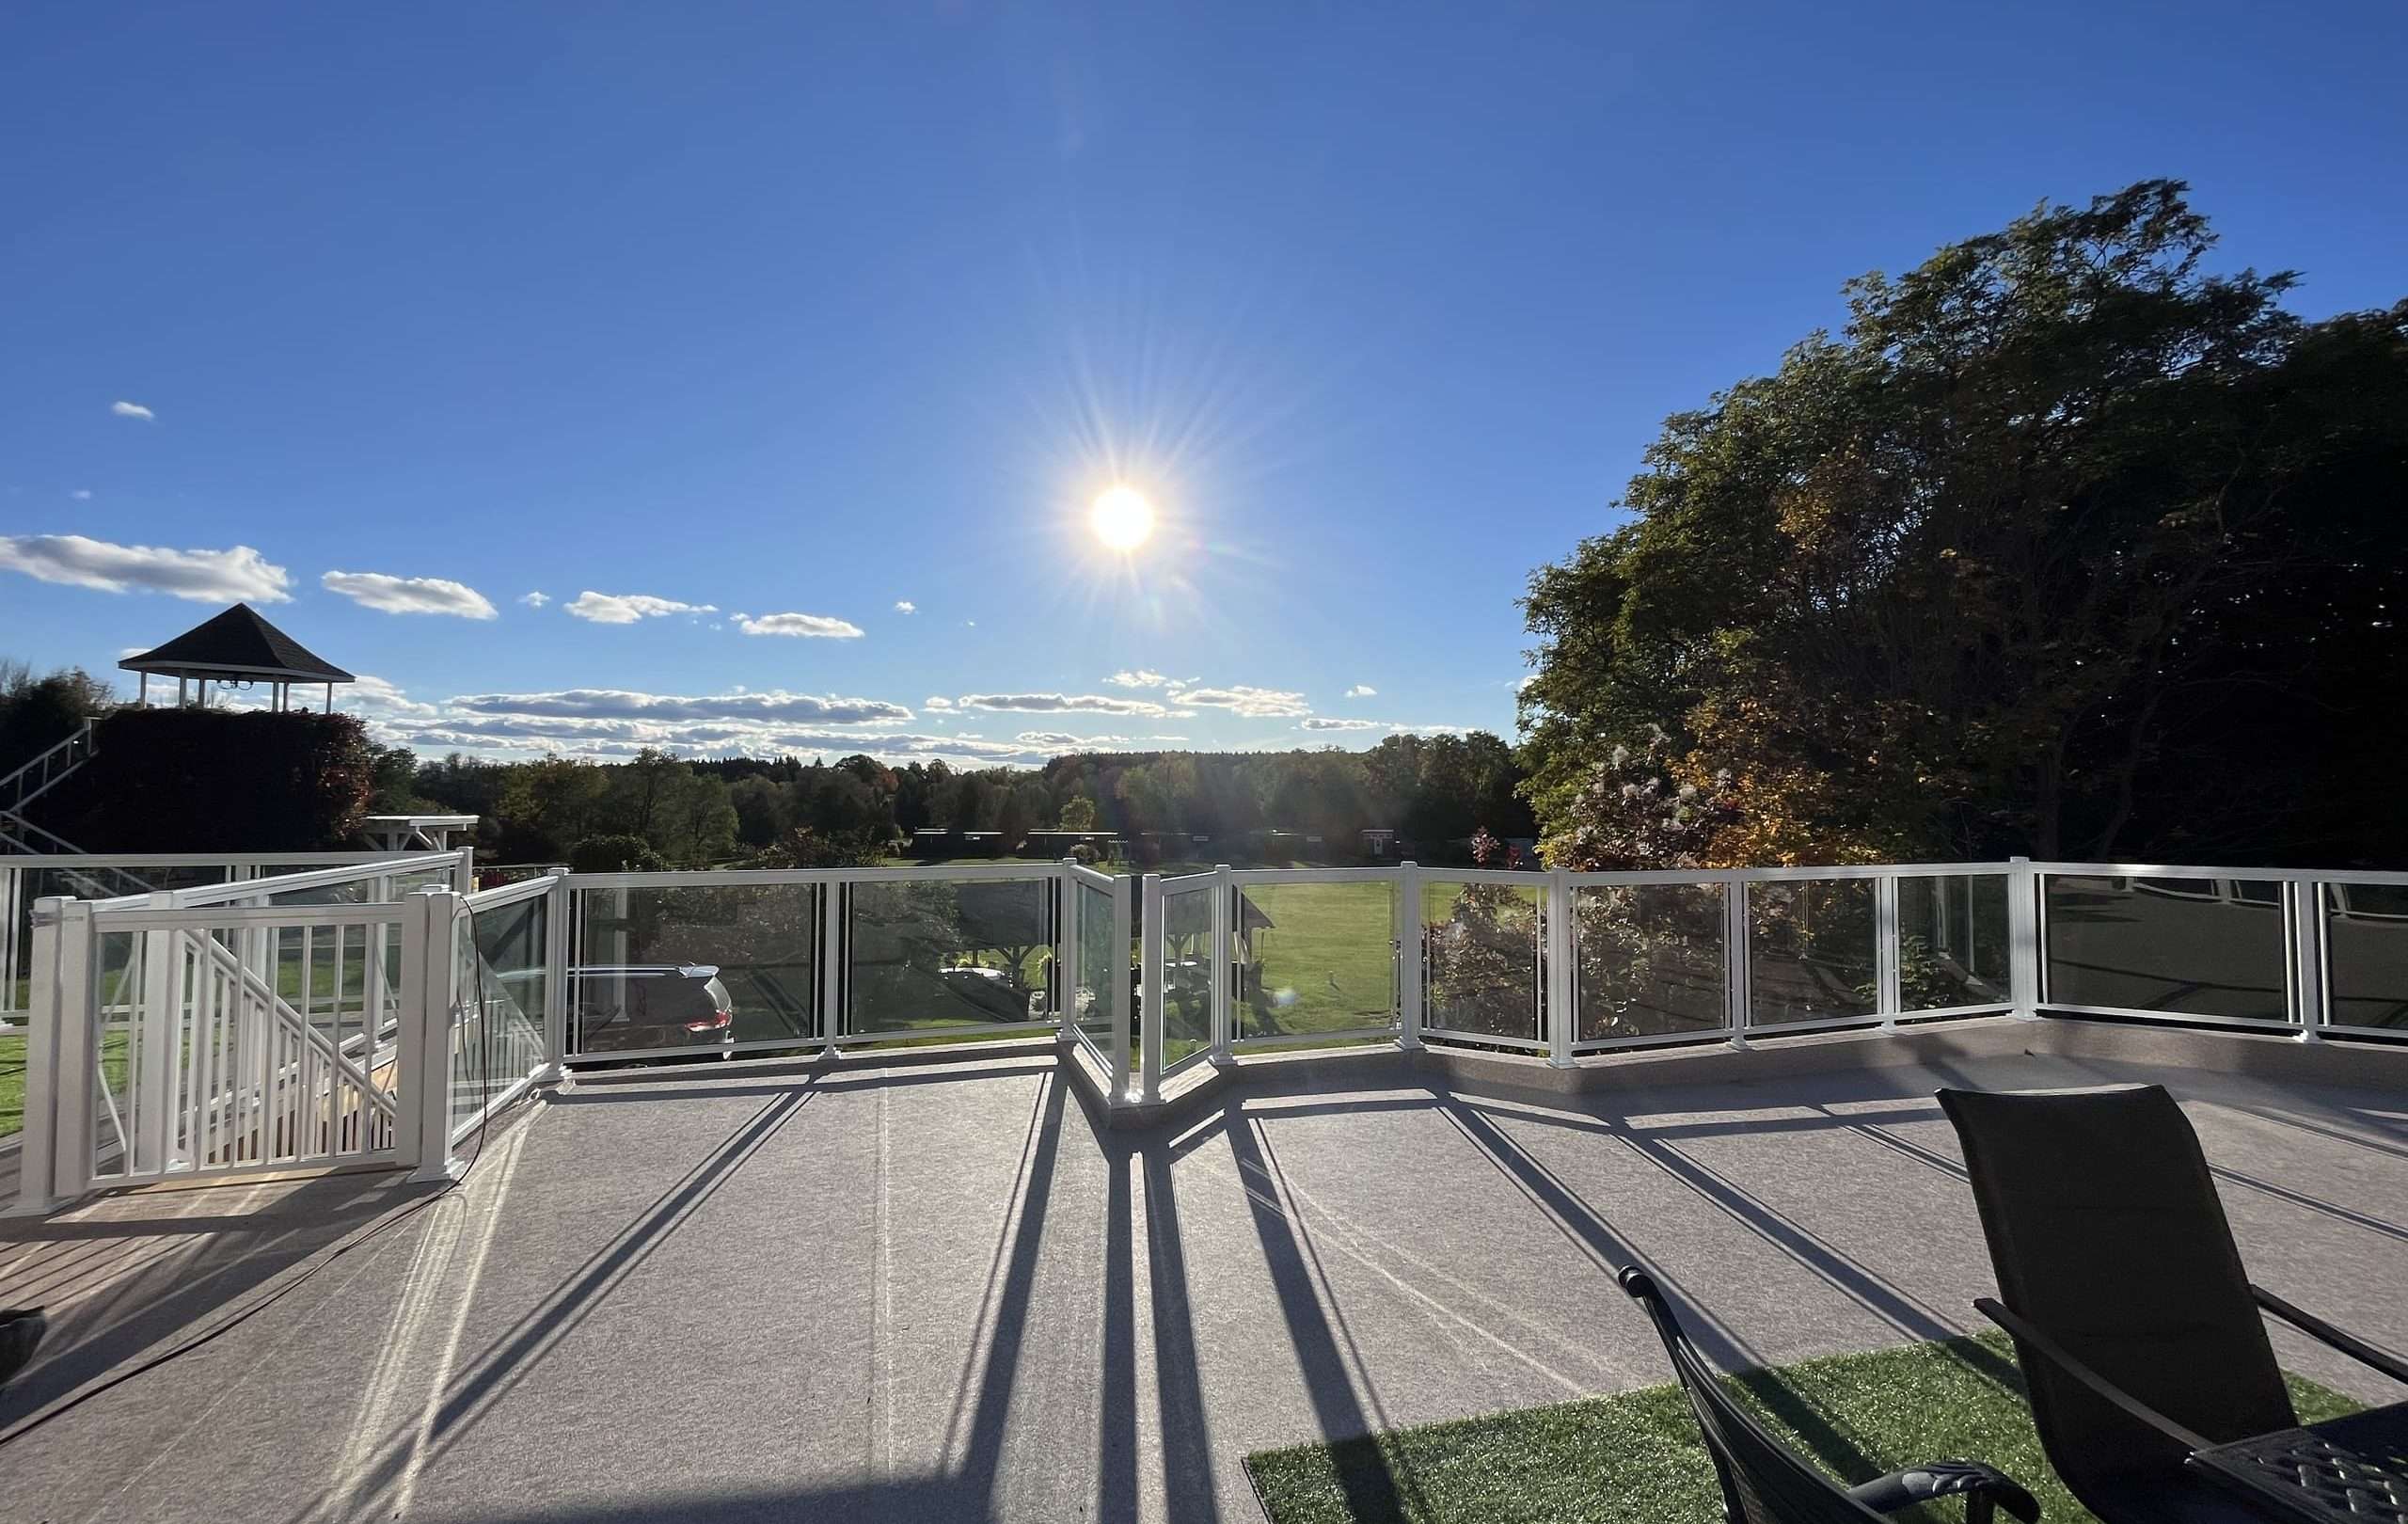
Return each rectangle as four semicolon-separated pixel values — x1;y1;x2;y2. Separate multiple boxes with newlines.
1090;484;1156;551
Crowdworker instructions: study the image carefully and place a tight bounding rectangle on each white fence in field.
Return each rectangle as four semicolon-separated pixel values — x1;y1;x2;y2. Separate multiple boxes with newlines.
8;851;2402;1213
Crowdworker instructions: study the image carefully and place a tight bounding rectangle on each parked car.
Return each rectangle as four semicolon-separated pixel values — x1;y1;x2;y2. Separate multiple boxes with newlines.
568;964;735;1059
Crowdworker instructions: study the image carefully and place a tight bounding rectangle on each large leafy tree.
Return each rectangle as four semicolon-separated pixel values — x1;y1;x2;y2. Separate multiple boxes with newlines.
1522;181;2408;867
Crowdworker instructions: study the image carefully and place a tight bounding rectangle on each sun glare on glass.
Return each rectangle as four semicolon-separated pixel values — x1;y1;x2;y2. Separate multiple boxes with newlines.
1090;484;1157;551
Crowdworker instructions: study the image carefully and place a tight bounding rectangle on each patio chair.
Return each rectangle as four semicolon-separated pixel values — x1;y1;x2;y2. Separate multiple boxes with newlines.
1938;1084;2408;1524
1619;1267;2041;1523
0;1306;43;1391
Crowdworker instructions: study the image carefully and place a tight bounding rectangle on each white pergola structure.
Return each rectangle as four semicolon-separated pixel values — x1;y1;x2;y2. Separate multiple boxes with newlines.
360;815;480;852
119;603;356;711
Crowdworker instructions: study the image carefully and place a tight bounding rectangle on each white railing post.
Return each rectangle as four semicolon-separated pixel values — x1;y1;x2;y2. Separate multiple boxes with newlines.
1139;873;1164;1103
399;887;464;1182
1396;861;1422;1051
538;867;571;1081
2289;881;2326;1043
1110;874;1133;1101
1876;872;1902;1028
1545;866;1575;1068
1723;873;1751;1049
2007;855;2041;1021
135;893;184;1174
452;849;476;897
9;897;94;1215
1212;864;1236;1063
818;875;846;1057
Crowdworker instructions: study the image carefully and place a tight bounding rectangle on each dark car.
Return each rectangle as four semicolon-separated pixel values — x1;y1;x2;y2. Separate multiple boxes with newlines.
568;964;736;1059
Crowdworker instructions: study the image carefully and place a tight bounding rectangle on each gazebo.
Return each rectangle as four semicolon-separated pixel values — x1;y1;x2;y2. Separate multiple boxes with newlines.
119;603;356;712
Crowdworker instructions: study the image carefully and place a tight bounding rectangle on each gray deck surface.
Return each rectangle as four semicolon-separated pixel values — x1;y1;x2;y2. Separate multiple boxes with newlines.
3;1044;2405;1522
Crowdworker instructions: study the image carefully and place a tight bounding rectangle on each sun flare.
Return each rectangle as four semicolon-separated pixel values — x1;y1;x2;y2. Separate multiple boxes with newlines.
1090;485;1157;551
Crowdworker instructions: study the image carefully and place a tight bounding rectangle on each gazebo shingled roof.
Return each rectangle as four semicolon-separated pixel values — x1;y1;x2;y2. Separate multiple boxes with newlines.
119;603;355;685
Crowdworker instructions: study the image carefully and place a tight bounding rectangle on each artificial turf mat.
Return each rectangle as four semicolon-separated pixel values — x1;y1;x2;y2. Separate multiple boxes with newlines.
1244;1333;2366;1524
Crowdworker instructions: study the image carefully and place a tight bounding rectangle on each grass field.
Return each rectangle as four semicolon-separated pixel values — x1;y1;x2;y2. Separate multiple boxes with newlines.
1244;1332;2365;1524
0;1027;133;1140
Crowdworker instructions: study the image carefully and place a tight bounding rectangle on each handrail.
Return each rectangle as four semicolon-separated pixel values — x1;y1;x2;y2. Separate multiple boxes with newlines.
0;718;95;809
98;851;467;911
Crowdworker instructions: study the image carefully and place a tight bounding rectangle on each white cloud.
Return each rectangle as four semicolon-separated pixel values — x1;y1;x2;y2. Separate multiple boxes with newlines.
565;591;718;625
1344;684;1377;699
1300;717;1382;732
1516;674;1540;691
894;600;915;614
1014;731;1185;749
924;696;954;710
951;692;1176;718
110;400;154;421
0;533;292;602
453;688;911;725
342;674;441;721
737;611;865;640
321;570;499;619
70;489;92;501
520;591;550;609
1174;684;1311;718
1105;669;1169;689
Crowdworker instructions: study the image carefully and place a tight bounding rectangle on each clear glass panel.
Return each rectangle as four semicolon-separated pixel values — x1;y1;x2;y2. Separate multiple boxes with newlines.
1749;879;1877;1025
1076;881;1119;1054
2326;884;2408;1032
848;878;1052;1035
1575;882;1725;1040
1235;881;1399;1042
1160;886;1214;1064
459;894;547;1133
1897;874;2012;1011
2044;875;2287;1021
575;883;815;1053
1421;878;1539;1041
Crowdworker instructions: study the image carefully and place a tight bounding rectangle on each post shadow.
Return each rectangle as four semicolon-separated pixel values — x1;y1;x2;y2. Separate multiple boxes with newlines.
1139;1134;1223;1524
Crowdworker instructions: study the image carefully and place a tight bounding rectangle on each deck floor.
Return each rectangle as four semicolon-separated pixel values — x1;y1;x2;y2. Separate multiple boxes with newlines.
4;1042;2406;1522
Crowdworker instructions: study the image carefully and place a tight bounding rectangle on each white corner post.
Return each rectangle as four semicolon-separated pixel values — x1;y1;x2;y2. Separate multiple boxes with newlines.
452;849;475;897
2289;880;2326;1043
1723;872;1752;1049
817;875;846;1059
1139;872;1164;1103
537;867;571;1083
1110;873;1133;1102
2007;856;2041;1021
1875;872;1902;1029
10;897;94;1216
1396;861;1423;1051
398;886;465;1183
1212;864;1236;1064
136;893;187;1173
1545;866;1575;1068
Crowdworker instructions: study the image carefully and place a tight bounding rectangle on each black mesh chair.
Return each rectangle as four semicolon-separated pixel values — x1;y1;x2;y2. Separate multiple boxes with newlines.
1939;1084;2408;1524
1620;1267;2040;1523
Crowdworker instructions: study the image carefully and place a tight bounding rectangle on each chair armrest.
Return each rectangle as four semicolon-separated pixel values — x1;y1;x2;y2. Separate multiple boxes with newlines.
1974;1296;2214;1453
1847;1459;2040;1522
2252;1285;2408;1386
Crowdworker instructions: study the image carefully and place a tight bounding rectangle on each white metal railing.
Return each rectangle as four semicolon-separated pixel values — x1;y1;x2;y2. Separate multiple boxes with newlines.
0;719;96;814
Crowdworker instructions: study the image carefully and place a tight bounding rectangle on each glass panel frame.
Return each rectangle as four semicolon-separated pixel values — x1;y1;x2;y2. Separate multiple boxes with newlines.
573;882;817;1055
1747;879;1877;1027
2323;883;2408;1033
1575;881;1727;1041
2043;874;2288;1023
846;877;1054;1037
1420;878;1541;1043
1896;873;2013;1012
1232;880;1399;1043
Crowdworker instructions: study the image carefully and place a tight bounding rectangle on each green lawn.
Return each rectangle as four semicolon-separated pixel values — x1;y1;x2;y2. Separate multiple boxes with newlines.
1244;1332;2364;1524
0;1027;133;1140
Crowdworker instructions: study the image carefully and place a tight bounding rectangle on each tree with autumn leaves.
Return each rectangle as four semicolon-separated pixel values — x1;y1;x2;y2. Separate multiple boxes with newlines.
1521;181;2408;869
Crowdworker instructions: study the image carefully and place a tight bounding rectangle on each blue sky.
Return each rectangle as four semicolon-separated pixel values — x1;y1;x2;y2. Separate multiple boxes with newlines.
5;2;2402;767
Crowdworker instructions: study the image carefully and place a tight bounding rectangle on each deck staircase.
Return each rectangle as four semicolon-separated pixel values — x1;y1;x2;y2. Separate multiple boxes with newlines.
0;721;155;897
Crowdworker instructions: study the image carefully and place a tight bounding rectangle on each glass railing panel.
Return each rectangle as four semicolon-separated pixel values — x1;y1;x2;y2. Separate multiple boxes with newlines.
574;883;816;1054
1421;878;1540;1041
1076;880;1119;1054
1748;879;1877;1025
1897;873;2012;1010
847;877;1053;1036
1159;886;1214;1064
1232;881;1398;1043
1575;882;1726;1040
2323;883;2407;1033
2043;874;2286;1021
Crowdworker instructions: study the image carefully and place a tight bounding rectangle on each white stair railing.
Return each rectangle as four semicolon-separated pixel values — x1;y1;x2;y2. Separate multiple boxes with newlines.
0;718;95;814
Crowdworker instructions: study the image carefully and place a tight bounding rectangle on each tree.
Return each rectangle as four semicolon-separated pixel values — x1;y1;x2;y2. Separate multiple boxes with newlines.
1057;795;1099;832
569;833;667;873
1522;181;2408;867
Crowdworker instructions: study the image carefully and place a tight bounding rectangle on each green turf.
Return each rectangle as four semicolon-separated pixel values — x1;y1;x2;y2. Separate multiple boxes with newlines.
1243;1332;2367;1524
0;1027;133;1139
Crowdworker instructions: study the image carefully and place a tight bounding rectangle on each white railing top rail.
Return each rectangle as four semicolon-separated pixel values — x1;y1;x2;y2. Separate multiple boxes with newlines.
1563;861;2020;884
0;849;458;869
568;862;1066;890
1159;871;1218;892
85;901;408;932
1066;862;1118;892
85;850;467;912
466;873;557;911
2028;861;2408;887
1225;865;1406;885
